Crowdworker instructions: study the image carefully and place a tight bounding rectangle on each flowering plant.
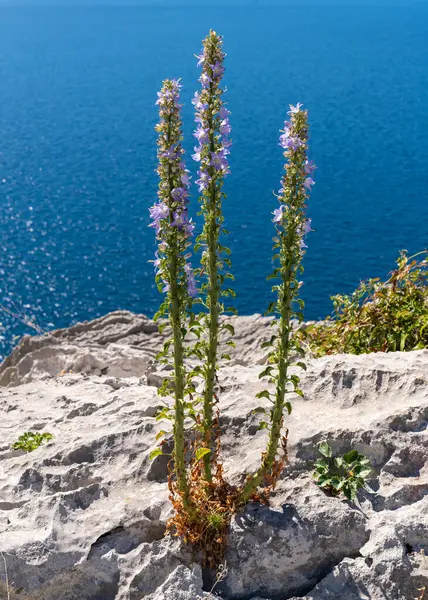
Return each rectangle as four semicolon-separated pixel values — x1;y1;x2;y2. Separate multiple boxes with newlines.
241;103;315;502
191;30;236;483
149;79;197;512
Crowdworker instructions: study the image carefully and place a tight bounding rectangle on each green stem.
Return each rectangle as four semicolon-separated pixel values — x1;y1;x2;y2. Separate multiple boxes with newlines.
202;96;219;484
164;120;191;509
241;237;294;503
170;255;191;508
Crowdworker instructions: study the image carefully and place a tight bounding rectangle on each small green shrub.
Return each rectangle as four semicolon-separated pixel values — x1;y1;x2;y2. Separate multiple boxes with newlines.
12;431;53;453
299;250;428;356
313;442;373;501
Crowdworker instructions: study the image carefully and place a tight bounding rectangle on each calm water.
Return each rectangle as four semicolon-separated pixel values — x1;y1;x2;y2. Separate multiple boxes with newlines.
0;4;427;355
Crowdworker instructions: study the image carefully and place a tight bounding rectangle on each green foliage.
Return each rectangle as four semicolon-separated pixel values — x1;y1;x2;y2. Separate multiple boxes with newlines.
207;511;226;531
313;442;373;501
299;250;428;356
12;431;53;453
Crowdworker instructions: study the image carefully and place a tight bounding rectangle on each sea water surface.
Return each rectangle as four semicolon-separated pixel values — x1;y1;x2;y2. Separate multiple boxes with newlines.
0;4;427;355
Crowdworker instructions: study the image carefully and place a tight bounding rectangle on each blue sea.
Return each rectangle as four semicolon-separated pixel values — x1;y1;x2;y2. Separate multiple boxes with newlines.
0;3;427;355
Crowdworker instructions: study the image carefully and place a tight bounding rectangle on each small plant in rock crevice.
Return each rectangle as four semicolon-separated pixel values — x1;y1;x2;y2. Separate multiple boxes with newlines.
12;431;53;453
313;442;373;502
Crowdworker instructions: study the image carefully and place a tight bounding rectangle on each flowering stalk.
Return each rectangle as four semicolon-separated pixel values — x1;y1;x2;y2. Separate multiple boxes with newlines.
149;79;196;511
192;31;235;483
241;104;315;502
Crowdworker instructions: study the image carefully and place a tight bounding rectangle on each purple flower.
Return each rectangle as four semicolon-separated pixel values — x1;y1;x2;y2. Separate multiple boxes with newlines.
220;119;231;137
194;126;209;144
279;133;304;151
299;239;308;250
192;92;208;112
152;251;161;273
210;150;229;172
181;171;191;188
162;281;170;293
196;52;205;67
171;187;188;203
272;205;284;223
304;177;315;190
211;61;225;79
196;172;212;192
304;160;316;175
183;219;195;237
289;103;304;114
185;263;198;297
155;91;165;106
219;106;231;119
161;148;179;161
149;202;169;234
302;218;313;235
192;146;202;162
200;73;211;88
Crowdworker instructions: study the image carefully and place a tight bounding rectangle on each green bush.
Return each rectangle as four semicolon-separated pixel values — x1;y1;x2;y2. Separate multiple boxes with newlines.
12;431;53;453
299;250;428;356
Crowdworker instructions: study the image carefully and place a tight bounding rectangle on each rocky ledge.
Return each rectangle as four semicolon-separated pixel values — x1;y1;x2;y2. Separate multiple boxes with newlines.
0;310;427;600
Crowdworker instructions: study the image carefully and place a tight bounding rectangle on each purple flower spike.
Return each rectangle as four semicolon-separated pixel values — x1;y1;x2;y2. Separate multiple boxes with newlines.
150;78;195;302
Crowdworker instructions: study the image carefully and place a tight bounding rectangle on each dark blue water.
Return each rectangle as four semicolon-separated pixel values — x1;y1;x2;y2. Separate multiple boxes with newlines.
1;4;427;356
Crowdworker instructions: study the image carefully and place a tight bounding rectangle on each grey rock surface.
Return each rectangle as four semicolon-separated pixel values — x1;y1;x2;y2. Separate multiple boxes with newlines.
0;311;427;599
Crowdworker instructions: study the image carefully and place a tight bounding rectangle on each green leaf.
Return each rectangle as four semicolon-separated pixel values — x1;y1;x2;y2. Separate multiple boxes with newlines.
252;406;267;415
285;402;292;415
222;323;235;336
196;447;211;460
316;475;332;487
149;448;163;461
296;362;307;371
258;421;269;430
259;366;274;379
256;390;271;400
331;477;343;490
357;467;372;479
318;442;332;458
155;430;167;441
343;450;359;464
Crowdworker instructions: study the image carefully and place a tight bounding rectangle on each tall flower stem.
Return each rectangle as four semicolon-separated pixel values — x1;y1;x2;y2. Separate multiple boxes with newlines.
192;31;234;483
170;251;189;505
241;104;315;503
149;79;196;511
